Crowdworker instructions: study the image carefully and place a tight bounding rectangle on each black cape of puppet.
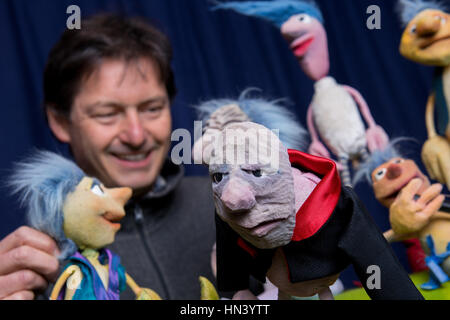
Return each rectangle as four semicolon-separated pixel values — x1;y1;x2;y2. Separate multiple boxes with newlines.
215;149;423;300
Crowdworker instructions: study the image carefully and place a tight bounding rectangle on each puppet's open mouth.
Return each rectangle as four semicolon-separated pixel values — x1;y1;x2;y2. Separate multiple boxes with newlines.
420;35;450;49
290;35;314;57
101;212;124;230
247;218;286;237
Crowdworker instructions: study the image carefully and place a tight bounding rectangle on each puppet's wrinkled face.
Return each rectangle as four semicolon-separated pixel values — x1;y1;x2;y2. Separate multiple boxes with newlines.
400;9;450;66
209;122;296;249
63;177;132;250
371;157;430;208
280;14;329;80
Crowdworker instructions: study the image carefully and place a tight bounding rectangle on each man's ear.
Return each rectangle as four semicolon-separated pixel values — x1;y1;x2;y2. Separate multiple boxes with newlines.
46;107;72;143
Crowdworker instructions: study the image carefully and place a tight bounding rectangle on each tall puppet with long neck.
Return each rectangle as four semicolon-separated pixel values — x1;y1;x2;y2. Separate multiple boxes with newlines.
213;0;389;186
397;0;450;190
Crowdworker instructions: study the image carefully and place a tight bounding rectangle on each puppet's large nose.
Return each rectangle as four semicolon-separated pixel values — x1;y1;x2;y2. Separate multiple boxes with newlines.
386;164;402;180
108;187;132;206
221;178;256;212
416;16;441;37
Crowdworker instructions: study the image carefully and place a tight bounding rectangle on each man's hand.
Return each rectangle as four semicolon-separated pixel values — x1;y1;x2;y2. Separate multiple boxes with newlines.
390;179;445;236
421;135;450;189
0;226;60;300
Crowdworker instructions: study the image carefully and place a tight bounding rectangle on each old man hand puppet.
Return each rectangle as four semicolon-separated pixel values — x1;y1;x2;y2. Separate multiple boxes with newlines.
203;122;422;300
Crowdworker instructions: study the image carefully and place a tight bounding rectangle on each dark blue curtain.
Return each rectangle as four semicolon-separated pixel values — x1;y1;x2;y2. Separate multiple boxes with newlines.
0;0;439;288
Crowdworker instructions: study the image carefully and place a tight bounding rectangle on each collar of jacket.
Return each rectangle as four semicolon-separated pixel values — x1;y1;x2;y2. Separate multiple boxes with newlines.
288;149;342;242
129;158;184;204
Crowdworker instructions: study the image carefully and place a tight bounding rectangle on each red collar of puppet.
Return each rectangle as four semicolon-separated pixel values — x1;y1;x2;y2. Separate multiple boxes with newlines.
288;149;341;242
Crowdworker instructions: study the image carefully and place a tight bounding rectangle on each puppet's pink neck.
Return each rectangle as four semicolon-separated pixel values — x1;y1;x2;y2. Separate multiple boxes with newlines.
291;167;321;212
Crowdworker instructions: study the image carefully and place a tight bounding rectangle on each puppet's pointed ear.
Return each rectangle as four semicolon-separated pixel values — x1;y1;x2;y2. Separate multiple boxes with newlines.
46;107;71;144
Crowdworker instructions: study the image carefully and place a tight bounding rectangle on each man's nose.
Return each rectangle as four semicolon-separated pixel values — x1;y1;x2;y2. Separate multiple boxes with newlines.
119;110;146;147
416;17;441;37
386;164;402;180
220;178;256;212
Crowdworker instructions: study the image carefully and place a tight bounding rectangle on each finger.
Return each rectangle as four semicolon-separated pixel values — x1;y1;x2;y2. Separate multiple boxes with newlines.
417;183;443;206
0;270;48;299
422;194;445;218
2;290;35;300
398;178;423;201
0;226;60;257
0;245;59;282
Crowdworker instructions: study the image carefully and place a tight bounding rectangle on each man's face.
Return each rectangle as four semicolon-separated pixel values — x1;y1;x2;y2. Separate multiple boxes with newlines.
49;58;172;194
400;9;450;66
371;157;430;208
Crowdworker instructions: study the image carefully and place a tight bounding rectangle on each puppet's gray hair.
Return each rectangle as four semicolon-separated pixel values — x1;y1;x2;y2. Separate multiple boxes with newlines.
397;0;447;26
194;88;310;151
8;151;85;260
352;137;417;186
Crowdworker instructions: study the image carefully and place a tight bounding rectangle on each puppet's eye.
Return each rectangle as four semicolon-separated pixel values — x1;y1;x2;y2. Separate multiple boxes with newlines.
374;168;387;181
91;183;105;196
410;24;417;34
251;169;262;177
297;14;311;23
212;172;223;184
392;159;404;164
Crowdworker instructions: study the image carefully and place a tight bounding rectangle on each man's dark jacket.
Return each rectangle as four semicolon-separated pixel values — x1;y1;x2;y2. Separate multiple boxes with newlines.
107;160;217;300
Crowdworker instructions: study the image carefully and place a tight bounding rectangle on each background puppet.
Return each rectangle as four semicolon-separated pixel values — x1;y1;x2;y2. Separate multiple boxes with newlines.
397;0;450;189
196;111;422;299
212;0;389;186
354;140;450;290
9;151;161;300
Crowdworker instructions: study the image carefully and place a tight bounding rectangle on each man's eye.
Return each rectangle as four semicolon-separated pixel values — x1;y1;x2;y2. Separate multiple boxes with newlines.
374;168;387;181
144;106;163;114
94;112;119;119
91;184;105;196
212;173;224;184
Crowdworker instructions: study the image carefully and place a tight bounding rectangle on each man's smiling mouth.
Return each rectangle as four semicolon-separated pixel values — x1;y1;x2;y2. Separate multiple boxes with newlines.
113;152;150;161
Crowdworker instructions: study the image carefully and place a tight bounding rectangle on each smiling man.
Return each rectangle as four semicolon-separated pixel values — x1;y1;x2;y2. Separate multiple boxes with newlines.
0;14;216;300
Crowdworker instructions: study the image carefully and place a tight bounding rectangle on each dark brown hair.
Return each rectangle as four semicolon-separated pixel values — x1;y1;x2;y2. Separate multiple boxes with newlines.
43;14;176;117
